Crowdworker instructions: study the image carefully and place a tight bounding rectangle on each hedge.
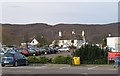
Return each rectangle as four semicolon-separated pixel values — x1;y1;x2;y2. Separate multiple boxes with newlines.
74;44;109;64
27;56;49;63
52;55;72;64
27;55;72;64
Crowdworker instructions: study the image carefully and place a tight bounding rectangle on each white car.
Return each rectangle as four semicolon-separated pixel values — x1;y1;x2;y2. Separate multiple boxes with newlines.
0;51;5;56
58;47;70;52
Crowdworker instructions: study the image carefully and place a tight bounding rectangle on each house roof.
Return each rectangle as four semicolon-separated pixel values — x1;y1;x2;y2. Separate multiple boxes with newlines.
58;34;83;40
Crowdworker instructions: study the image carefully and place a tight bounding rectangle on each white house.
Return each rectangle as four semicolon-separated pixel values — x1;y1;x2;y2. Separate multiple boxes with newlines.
51;31;85;48
57;39;84;48
107;37;120;52
30;38;39;46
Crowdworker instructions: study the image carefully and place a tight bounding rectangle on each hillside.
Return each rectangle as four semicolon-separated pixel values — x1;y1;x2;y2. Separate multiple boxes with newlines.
2;23;119;45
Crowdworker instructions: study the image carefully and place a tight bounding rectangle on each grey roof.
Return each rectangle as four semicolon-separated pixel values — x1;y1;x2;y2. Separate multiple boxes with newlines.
58;34;83;40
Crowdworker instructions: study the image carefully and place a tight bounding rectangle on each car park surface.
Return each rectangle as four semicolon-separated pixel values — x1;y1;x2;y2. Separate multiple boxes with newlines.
1;64;119;75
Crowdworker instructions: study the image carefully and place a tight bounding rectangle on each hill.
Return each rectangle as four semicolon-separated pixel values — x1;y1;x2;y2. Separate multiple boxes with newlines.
2;23;119;46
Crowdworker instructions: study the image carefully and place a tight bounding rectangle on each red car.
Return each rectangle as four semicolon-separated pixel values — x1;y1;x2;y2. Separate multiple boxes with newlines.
17;48;30;56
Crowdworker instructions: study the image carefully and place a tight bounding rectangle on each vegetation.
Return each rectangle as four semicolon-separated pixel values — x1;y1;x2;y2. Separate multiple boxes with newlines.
27;56;40;63
27;56;50;64
36;35;49;47
27;55;72;64
52;55;72;64
74;44;109;64
38;56;50;64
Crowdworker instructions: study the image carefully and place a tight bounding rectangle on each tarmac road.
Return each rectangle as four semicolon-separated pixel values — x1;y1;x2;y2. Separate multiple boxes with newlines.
1;52;120;76
38;52;71;58
1;64;119;75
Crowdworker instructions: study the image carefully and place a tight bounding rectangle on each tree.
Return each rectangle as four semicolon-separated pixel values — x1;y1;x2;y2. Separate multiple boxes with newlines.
74;44;107;64
36;35;47;47
23;33;30;48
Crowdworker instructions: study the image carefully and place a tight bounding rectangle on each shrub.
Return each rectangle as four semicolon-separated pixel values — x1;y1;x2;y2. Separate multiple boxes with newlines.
109;60;115;64
27;56;50;63
27;56;40;63
74;44;108;64
39;56;49;64
52;55;72;64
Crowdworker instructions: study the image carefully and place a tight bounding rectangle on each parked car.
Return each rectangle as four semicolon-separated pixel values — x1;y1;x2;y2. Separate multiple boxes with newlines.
48;47;57;54
58;47;70;52
7;49;18;53
113;57;120;68
0;51;5;56
17;48;32;56
39;48;46;54
44;48;51;54
1;52;28;67
28;48;38;56
32;48;41;55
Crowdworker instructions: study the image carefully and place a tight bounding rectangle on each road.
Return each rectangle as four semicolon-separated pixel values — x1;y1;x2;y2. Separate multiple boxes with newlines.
38;52;71;58
1;64;119;75
1;52;120;76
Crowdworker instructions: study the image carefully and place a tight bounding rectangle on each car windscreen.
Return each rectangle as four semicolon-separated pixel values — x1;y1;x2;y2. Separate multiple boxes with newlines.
3;53;14;57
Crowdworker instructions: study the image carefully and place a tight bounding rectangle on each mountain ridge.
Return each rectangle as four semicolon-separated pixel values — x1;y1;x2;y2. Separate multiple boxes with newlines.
2;22;119;45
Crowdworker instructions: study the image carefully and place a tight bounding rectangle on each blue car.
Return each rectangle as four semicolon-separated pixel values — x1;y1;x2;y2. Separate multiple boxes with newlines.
113;57;120;68
1;52;28;67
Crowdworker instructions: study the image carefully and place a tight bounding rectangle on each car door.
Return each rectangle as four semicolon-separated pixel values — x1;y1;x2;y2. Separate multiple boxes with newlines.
19;53;26;65
14;53;21;65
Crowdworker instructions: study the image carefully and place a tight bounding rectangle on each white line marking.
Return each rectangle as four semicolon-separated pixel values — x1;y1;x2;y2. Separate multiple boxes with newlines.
88;66;98;70
38;66;47;69
60;66;70;69
108;69;117;70
3;66;47;69
81;73;87;75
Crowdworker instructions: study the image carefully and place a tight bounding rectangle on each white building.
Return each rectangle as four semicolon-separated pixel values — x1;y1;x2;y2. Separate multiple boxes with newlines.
51;34;84;48
107;37;120;52
57;39;84;48
30;38;39;46
50;30;86;48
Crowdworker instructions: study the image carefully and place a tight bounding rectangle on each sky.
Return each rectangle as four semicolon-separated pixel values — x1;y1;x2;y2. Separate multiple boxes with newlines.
0;0;119;25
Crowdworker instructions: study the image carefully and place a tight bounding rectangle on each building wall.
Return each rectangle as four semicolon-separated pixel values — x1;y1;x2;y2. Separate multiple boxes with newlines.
107;37;120;52
58;40;84;48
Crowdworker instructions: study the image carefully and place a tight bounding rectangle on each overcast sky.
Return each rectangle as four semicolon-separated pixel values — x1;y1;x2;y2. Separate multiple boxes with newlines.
0;0;119;25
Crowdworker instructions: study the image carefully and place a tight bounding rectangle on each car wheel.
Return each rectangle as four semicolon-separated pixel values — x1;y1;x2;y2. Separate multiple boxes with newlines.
67;50;70;52
14;61;18;67
58;50;61;52
25;61;28;66
1;64;5;67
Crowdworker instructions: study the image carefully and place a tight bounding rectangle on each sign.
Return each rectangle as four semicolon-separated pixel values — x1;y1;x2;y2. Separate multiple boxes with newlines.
108;52;120;60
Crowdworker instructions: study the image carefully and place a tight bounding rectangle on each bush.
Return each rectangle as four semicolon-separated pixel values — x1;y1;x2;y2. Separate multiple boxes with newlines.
52;55;72;64
27;56;50;63
27;55;72;64
27;56;40;63
74;44;108;64
109;60;115;64
39;56;49;64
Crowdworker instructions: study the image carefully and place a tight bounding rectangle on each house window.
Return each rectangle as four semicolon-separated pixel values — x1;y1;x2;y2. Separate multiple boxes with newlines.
71;40;74;43
62;40;64;43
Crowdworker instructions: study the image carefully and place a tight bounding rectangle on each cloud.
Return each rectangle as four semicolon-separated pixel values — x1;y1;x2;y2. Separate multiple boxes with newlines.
0;0;119;2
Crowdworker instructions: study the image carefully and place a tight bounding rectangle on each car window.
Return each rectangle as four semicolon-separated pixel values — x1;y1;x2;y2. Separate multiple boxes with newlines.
3;53;14;57
14;53;20;59
18;53;24;59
